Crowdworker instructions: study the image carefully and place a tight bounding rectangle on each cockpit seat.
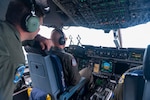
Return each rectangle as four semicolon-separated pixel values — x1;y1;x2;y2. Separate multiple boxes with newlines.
142;45;150;100
123;72;144;100
122;45;150;100
122;56;146;99
25;45;86;100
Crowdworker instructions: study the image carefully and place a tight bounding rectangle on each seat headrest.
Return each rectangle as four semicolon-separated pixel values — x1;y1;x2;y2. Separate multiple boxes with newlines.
143;45;150;80
24;45;47;56
24;41;49;56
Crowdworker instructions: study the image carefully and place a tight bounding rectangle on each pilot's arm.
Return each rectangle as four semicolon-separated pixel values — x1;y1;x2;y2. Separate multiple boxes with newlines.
67;55;81;85
22;34;52;51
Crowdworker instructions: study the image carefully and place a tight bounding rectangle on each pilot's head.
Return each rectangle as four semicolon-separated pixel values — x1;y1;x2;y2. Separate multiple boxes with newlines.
6;0;45;41
51;28;67;49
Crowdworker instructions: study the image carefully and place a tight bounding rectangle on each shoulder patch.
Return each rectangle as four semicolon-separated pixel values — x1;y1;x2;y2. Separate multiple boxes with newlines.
72;58;77;66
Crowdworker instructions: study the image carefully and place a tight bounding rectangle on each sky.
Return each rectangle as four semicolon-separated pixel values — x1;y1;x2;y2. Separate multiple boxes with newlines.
38;22;150;48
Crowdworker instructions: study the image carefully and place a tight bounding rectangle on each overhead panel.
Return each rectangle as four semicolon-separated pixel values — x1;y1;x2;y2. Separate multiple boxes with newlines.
52;0;150;30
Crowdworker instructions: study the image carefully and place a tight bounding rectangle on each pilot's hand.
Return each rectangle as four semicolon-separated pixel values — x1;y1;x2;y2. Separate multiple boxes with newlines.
35;34;53;51
39;39;52;51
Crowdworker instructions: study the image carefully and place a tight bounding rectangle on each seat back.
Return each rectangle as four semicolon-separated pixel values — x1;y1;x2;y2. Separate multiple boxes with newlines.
25;46;86;100
143;45;150;100
27;53;61;100
50;54;67;93
123;73;144;100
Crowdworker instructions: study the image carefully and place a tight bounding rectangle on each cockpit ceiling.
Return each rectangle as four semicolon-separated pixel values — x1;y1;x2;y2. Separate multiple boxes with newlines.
44;0;150;30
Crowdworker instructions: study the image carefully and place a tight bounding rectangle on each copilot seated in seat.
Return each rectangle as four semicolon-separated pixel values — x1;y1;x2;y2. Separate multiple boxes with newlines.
50;28;93;87
24;40;87;100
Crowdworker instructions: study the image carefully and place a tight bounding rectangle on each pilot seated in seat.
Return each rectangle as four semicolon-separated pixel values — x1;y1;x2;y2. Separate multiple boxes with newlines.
50;28;93;98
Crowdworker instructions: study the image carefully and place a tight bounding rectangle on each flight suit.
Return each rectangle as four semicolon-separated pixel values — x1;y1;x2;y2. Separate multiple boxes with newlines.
0;21;25;100
51;46;93;88
51;47;81;86
113;65;143;100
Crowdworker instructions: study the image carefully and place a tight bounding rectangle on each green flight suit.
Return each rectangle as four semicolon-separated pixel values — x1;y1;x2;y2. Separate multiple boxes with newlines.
0;21;25;100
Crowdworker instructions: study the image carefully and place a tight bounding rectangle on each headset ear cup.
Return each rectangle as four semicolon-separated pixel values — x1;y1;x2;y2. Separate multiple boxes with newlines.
59;37;65;45
25;14;40;32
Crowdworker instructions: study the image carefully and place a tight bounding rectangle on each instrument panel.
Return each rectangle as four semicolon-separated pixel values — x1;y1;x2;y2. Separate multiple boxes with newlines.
84;46;145;64
66;45;145;76
65;45;145;99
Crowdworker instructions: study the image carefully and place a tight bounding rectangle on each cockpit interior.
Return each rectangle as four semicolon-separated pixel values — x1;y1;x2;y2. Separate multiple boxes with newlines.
1;0;150;100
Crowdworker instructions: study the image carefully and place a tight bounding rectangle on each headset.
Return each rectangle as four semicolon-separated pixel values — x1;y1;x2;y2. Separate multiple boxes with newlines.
55;28;66;45
21;0;40;32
